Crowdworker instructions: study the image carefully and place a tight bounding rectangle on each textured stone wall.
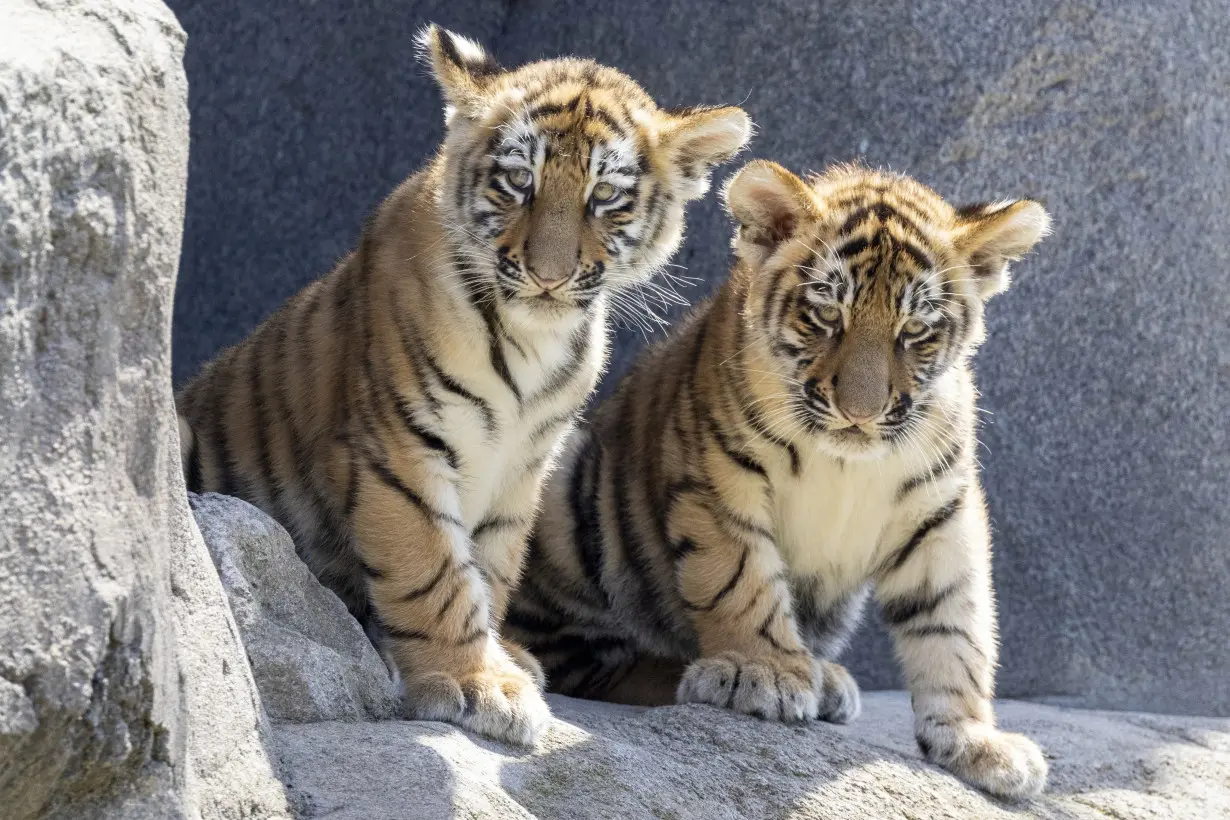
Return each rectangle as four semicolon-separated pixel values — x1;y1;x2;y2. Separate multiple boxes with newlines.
166;0;1230;715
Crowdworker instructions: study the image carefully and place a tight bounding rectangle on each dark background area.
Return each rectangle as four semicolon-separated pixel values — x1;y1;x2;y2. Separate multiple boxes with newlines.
167;0;1230;716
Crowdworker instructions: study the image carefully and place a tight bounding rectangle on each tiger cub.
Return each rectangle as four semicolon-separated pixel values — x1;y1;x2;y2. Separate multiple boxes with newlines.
506;160;1051;796
175;25;751;746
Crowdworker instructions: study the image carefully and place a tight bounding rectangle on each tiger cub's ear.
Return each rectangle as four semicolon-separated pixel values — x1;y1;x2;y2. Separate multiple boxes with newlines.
723;160;818;268
953;200;1052;299
416;24;504;122
660;106;753;200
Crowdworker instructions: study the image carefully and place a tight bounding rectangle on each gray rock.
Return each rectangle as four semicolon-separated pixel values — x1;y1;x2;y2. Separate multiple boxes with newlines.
189;493;397;724
166;0;1230;716
276;692;1230;819
0;1;290;816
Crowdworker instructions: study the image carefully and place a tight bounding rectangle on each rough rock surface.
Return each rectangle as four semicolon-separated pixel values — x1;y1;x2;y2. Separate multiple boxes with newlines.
0;1;289;816
189;493;397;723
177;500;1230;818
165;0;1230;716
277;693;1230;820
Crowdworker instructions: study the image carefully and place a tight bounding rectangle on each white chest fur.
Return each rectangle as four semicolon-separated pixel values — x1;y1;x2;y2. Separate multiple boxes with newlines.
770;449;909;592
441;307;604;529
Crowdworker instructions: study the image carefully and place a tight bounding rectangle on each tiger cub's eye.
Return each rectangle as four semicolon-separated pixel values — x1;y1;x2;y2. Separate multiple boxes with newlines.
902;318;928;336
507;169;533;191
817;305;843;324
591;181;619;203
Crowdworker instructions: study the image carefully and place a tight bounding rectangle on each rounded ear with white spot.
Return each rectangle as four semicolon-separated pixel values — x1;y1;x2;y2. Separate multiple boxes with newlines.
953;200;1052;299
660;106;753;200
723;160;818;268
415;24;503;122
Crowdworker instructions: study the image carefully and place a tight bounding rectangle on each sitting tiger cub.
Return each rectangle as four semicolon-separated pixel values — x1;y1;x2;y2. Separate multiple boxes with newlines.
507;160;1051;796
175;25;750;746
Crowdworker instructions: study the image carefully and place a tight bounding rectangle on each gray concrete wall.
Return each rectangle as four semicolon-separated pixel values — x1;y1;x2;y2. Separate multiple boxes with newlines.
167;0;1230;716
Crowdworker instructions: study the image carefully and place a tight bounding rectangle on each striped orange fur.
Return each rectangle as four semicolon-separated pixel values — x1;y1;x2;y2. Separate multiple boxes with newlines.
175;25;750;746
507;159;1052;796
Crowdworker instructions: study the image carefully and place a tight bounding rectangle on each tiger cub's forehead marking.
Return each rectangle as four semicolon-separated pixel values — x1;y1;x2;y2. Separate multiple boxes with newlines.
494;105;641;185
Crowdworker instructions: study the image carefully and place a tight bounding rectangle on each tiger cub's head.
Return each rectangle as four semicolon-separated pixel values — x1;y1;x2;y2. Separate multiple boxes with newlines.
418;25;751;329
724;161;1050;459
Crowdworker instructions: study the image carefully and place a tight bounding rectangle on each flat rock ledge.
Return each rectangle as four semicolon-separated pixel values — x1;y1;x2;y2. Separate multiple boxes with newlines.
193;496;1230;820
275;693;1230;820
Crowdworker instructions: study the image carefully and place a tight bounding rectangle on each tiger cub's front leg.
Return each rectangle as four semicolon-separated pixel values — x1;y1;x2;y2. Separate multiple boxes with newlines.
470;465;552;690
876;489;1047;799
352;460;549;746
672;493;828;723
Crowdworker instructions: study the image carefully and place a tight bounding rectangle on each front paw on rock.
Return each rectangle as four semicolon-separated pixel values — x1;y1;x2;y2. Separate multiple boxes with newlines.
677;651;819;722
919;720;1048;799
405;665;552;747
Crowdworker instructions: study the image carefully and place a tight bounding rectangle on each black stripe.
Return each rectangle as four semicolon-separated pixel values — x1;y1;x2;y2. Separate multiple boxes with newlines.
402;560;450;602
210;362;239;496
528;321;590;407
836;236;871;258
727;308;801;475
391;391;460;471
760;268;789;331
880;497;963;576
568;435;610;603
897;238;934;270
472;515;523;540
898;440;964;499
385;624;431;642
365;458;464;529
898;623;976;645
611;422;675;634
684;545;748;612
450;624;487;647
706;412;767;478
756;601;804;655
530;409;577;444
670;536;698;559
711;501;775;543
419;347;497;434
839;206;872;236
880;575;967;627
343;439;360;518
184;425;203;493
481;308;522;403
434;582;462;621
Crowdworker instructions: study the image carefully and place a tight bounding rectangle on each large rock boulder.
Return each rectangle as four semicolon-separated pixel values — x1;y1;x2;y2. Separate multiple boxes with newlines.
166;0;1230;717
0;1;290;816
189;493;397;723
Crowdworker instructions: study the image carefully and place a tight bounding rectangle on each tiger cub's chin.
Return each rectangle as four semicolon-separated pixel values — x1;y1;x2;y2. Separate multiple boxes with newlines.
508;159;1051;798
175;24;750;747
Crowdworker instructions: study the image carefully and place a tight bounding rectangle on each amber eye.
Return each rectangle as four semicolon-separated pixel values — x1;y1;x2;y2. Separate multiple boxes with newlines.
591;181;619;203
817;305;843;324
507;168;533;191
901;318;929;337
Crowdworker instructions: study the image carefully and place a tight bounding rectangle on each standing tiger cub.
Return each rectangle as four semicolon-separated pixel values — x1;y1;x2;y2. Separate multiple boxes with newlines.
507;160;1051;796
175;25;750;746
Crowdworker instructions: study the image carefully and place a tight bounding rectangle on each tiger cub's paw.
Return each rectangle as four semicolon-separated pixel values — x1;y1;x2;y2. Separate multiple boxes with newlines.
813;658;861;724
677;651;819;722
919;719;1048;800
404;663;552;747
499;636;547;690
